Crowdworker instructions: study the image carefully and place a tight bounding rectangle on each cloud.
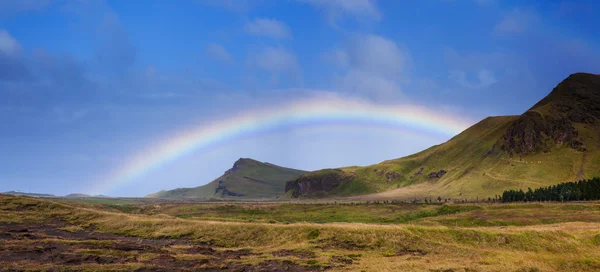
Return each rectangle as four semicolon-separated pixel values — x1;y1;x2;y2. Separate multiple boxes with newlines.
205;43;234;63
0;29;31;82
244;18;292;39
329;34;410;100
299;0;381;23
448;69;497;89
0;0;53;18
199;0;260;12
32;49;90;89
0;29;22;56
61;0;136;75
347;34;408;77
323;49;349;67
336;70;402;100
251;46;302;84
443;47;502;90
493;9;539;36
96;12;136;72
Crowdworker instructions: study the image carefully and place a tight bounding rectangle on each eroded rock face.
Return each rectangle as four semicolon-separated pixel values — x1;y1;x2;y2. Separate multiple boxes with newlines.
501;112;579;155
428;170;447;178
411;167;424;178
373;169;402;182
385;171;402;182
285;170;354;198
214;180;245;197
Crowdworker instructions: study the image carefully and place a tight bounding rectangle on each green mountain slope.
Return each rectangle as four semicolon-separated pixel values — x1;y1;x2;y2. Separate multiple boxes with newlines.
147;158;307;199
286;73;600;199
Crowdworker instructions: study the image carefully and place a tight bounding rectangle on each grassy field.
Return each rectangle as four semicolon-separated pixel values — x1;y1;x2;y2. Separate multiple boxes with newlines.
2;195;600;271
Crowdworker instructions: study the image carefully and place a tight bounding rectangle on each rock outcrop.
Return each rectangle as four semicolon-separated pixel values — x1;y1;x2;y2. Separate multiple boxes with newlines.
373;169;402;182
285;169;355;198
428;170;447;178
214;180;245;197
411;167;424;178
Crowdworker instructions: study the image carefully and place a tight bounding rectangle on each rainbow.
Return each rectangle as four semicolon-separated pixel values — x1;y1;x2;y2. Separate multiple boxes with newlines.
90;96;474;194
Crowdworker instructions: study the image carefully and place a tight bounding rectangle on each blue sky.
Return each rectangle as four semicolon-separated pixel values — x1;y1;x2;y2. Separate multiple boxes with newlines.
1;0;599;196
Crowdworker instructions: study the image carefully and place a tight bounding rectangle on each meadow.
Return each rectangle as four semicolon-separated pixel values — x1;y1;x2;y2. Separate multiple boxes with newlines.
2;195;600;271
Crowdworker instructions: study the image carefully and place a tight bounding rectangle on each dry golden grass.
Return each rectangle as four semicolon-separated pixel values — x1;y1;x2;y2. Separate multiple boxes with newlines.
3;195;600;271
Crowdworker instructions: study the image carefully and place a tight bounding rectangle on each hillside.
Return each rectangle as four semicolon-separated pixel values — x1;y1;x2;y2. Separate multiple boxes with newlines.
286;73;600;199
147;158;307;199
3;191;55;197
64;193;92;198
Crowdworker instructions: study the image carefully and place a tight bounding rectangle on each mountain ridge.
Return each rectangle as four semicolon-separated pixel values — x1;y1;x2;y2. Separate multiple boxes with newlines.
147;158;307;199
286;72;600;199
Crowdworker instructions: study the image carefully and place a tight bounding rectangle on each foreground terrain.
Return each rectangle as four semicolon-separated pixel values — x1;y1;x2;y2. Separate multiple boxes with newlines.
2;195;600;271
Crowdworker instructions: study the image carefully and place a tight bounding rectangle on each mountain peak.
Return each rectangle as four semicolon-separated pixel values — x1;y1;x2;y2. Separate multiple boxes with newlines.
234;157;260;165
501;73;600;156
223;158;262;176
147;158;307;199
530;72;600;112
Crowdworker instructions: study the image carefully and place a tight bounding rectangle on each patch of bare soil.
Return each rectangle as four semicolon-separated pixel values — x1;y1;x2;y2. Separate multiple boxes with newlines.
314;237;369;250
0;221;324;272
395;248;427;256
272;249;316;259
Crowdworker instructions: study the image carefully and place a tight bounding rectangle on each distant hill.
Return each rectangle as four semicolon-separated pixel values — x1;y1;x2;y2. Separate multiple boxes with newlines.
286;73;600;199
3;191;55;197
147;158;307;199
64;193;91;198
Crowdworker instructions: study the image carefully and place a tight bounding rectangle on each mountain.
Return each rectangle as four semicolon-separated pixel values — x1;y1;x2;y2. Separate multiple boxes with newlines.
286;73;600;199
64;193;91;198
147;158;307;199
3;191;55;197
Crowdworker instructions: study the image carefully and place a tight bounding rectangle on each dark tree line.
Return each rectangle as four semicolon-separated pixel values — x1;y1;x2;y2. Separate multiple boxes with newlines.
502;178;600;202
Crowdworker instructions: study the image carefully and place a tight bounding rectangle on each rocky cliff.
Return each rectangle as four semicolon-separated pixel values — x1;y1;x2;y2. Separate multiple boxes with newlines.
285;169;355;197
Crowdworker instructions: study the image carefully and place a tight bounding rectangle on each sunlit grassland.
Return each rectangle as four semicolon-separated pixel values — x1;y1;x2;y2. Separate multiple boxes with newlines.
3;195;600;271
297;115;600;201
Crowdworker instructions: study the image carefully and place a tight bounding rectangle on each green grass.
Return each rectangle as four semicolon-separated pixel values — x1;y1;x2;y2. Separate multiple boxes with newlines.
63;198;600;228
294;112;600;200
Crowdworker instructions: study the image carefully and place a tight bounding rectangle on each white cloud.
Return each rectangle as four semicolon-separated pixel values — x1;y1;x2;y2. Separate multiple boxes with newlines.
0;0;52;17
448;69;497;89
0;29;22;56
299;0;381;22
348;34;407;77
244;18;291;39
329;34;410;100
252;46;301;84
444;47;501;90
200;0;258;12
205;43;233;63
336;70;402;100
493;9;539;36
323;49;349;67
